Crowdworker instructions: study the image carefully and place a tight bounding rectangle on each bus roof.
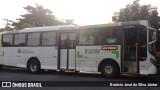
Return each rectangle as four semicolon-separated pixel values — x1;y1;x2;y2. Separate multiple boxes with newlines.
20;25;77;33
121;20;150;27
0;20;150;34
79;20;150;29
0;25;77;34
79;22;121;29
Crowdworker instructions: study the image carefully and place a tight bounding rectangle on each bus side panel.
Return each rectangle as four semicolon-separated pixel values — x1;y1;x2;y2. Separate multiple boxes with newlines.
39;46;58;70
0;33;2;65
139;52;157;75
76;45;121;72
3;47;13;66
0;48;3;65
0;33;3;64
12;47;58;70
68;49;76;69
12;47;40;67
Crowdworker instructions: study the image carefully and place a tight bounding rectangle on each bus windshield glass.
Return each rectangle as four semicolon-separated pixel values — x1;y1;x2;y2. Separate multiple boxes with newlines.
149;29;156;54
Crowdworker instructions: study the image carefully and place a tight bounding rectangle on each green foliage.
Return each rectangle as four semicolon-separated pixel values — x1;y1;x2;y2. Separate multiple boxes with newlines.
139;5;149;20
12;4;74;30
59;19;75;25
148;11;160;30
116;1;149;21
0;28;5;32
5;26;14;31
0;26;14;31
112;0;160;30
112;16;117;22
14;23;35;30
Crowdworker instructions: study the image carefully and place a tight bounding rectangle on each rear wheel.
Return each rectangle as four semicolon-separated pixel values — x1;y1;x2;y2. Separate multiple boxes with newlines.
100;61;120;78
0;65;2;70
28;59;41;74
75;71;79;73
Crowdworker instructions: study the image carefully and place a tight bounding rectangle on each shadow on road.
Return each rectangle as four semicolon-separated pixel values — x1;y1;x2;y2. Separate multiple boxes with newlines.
1;66;160;81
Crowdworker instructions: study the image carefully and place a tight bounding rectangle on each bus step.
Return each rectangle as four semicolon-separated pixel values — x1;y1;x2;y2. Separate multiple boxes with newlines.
58;69;76;72
121;72;138;75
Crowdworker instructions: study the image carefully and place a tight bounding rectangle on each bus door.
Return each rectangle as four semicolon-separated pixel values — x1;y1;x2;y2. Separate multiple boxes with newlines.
122;26;139;74
59;32;76;69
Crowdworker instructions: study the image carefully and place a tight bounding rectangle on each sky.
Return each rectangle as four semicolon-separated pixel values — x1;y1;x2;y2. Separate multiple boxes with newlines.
0;0;160;28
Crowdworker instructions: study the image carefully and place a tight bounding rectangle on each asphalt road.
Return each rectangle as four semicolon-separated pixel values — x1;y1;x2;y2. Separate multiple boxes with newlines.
0;67;160;90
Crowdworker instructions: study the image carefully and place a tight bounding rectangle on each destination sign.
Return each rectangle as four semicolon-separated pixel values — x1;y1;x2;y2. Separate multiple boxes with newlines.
101;46;118;50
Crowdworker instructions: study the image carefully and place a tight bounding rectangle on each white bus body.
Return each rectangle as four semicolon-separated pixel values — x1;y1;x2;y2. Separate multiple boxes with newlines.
0;20;157;78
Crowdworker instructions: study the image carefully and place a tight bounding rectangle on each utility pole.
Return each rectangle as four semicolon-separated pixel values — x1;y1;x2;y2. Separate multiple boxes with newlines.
3;19;15;31
3;19;14;27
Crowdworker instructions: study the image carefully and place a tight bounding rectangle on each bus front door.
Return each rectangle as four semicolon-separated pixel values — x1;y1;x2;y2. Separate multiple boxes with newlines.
122;26;139;74
59;32;76;70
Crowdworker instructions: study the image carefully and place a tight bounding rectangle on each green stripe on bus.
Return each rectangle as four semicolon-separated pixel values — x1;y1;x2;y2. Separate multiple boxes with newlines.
77;51;83;58
97;22;120;27
112;51;119;59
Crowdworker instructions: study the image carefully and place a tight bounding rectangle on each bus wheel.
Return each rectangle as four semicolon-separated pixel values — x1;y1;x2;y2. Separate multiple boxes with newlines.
100;61;119;78
28;59;41;74
0;65;2;70
75;71;79;73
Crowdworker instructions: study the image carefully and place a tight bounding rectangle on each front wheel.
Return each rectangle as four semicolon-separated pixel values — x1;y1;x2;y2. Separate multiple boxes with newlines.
28;60;41;74
100;61;120;78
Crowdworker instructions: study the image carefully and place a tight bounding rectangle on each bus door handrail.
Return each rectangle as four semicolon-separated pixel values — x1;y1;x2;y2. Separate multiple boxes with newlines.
148;28;157;45
148;40;156;45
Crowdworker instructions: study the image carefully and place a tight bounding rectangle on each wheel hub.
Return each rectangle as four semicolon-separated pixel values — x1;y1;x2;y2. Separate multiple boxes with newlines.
30;63;37;71
105;65;113;74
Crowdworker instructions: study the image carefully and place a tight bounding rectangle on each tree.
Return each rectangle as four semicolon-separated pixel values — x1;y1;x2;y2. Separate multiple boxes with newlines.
112;0;160;30
0;26;14;31
59;19;75;25
12;4;74;30
149;11;160;30
4;26;14;31
14;23;35;30
118;6;133;21
139;5;149;20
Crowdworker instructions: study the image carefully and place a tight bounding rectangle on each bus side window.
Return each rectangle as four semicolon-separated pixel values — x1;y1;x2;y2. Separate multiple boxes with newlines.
14;34;26;46
42;32;56;46
2;34;13;47
98;27;120;45
61;33;68;49
79;29;96;45
69;33;76;49
27;33;40;46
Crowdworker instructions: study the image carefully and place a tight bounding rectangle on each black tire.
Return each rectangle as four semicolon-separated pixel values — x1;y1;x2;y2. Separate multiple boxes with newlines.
75;71;79;73
100;61;120;78
28;59;41;74
0;65;2;70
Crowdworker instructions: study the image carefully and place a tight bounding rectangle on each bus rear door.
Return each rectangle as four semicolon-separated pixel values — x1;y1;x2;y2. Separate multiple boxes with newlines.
122;26;139;74
59;32;76;70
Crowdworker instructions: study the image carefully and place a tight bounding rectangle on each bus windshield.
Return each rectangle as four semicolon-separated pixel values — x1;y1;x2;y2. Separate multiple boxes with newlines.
149;29;157;55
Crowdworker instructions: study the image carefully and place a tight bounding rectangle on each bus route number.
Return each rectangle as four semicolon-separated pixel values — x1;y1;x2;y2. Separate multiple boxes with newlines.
85;49;100;54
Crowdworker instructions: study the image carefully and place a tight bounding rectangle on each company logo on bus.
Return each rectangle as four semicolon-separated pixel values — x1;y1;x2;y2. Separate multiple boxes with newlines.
101;46;118;50
18;48;21;53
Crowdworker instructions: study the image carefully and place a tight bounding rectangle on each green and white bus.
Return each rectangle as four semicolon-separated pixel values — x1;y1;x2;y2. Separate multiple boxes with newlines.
0;20;157;78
